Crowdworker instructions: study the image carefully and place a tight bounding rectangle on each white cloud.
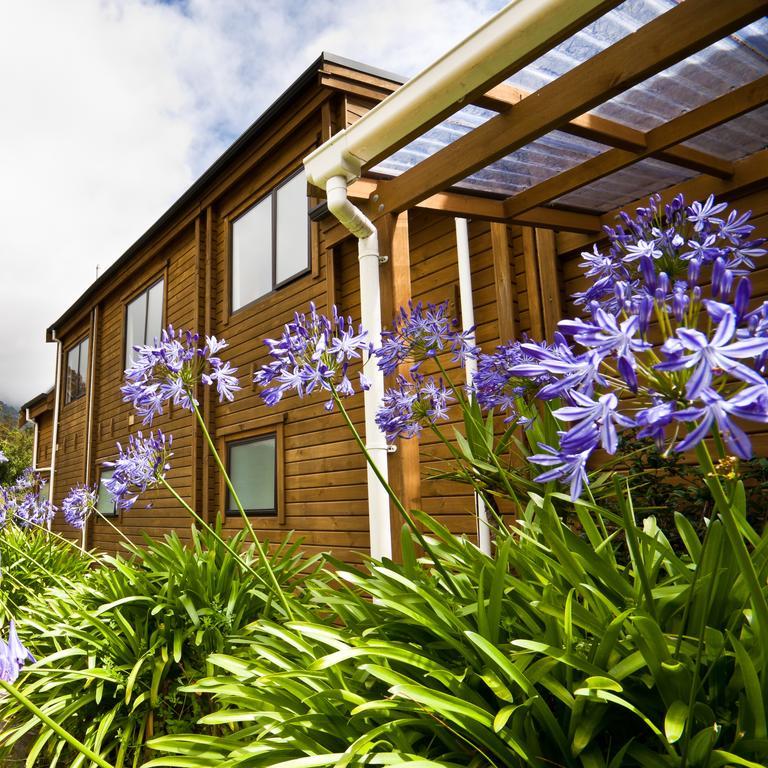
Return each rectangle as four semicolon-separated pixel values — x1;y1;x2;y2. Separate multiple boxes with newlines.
0;0;502;406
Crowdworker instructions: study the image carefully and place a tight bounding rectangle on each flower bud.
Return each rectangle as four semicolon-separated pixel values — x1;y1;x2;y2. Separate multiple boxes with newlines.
687;257;701;286
658;272;670;295
734;277;751;319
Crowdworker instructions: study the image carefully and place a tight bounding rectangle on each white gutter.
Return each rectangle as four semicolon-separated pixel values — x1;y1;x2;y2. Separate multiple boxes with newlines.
49;334;63;530
325;176;392;561
304;0;611;188
455;218;491;555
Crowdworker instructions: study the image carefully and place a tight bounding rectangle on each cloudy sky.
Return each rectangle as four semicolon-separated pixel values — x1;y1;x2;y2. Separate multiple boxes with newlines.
0;0;504;408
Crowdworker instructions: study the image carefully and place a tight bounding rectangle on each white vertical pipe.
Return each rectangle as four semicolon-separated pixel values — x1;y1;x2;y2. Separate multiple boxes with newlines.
48;336;63;531
325;175;392;560
28;409;38;472
358;231;393;561
455;218;492;555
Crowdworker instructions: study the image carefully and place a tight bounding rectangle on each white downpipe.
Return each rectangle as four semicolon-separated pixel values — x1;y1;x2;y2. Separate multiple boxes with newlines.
49;335;63;531
326;175;392;560
455;218;491;555
27;409;39;472
304;0;610;187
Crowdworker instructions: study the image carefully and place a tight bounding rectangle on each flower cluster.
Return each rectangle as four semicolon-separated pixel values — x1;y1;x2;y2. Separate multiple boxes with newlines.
122;326;240;425
508;194;768;499
254;303;371;411
369;301;477;440
0;621;34;683
0;469;56;529
376;375;454;442
472;339;554;421
375;301;477;376
103;430;173;510
61;484;98;530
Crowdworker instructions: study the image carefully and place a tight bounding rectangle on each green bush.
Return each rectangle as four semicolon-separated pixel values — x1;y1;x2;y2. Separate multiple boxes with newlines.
0;522;313;767
0;525;91;625
145;495;768;768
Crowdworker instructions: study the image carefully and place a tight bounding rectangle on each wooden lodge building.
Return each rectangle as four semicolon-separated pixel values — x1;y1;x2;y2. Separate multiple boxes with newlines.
20;0;768;561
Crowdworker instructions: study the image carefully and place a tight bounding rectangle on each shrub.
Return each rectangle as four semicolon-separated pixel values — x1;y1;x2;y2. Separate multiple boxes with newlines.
0;525;91;625
0;522;312;766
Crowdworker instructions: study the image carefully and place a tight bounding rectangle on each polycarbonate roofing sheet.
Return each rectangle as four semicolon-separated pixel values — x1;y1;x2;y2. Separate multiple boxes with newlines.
370;0;768;212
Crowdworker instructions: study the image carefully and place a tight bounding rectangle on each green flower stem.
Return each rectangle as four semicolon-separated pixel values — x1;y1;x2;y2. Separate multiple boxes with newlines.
695;441;768;639
158;477;281;602
331;388;462;598
0;679;115;768
184;403;292;618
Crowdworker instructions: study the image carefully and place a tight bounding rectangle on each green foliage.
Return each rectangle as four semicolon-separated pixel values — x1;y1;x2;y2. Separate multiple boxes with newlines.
0;522;313;767
144;493;768;768
0;422;34;486
0;526;91;625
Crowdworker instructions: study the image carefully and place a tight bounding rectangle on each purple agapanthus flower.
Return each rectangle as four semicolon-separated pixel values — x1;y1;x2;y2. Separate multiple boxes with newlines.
61;484;97;530
0;621;34;683
375;301;478;376
375;375;454;441
103;430;173;510
254;303;371;411
529;442;593;501
656;308;768;399
553;391;635;455
674;387;768;460
0;469;56;529
122;327;241;425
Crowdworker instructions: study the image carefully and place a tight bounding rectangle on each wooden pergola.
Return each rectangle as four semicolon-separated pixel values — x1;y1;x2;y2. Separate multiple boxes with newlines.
327;0;766;341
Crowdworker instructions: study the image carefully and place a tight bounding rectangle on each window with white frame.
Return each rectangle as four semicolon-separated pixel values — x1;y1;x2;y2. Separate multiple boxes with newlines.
65;337;89;405
226;434;277;516
125;278;164;367
231;170;309;312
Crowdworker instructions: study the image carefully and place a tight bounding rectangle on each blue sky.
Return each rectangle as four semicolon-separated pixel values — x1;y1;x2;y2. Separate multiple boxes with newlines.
0;0;505;407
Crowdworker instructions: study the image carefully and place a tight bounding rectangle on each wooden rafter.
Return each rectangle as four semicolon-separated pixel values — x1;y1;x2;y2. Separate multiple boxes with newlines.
504;75;768;218
476;83;734;178
373;0;766;217
556;147;768;255
348;178;602;233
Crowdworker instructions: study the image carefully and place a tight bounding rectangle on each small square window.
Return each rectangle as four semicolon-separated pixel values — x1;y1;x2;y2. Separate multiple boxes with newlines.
125;278;164;367
97;469;118;517
65;337;89;405
226;435;277;516
230;169;309;312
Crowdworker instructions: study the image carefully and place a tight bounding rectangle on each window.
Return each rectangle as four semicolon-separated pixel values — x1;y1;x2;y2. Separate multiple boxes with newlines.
96;469;117;517
125;278;164;367
226;434;277;516
65;337;89;404
231;170;309;312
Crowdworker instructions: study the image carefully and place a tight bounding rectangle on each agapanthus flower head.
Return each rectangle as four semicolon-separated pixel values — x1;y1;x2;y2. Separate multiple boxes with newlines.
473;340;552;421
503;194;768;500
0;621;34;683
103;430;173;510
0;469;56;529
61;484;97;530
254;303;370;411
375;300;478;376
376;374;454;442
122;326;240;425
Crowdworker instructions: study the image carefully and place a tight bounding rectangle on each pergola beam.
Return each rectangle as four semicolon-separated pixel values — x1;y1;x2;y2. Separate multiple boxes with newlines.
556;147;768;255
476;83;734;178
504;75;768;218
374;0;766;217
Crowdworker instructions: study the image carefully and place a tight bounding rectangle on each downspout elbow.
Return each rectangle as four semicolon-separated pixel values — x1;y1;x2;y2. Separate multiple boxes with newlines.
326;176;376;241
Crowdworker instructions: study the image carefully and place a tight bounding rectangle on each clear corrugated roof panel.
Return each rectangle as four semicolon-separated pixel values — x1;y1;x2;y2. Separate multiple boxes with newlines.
554;158;699;212
370;0;768;211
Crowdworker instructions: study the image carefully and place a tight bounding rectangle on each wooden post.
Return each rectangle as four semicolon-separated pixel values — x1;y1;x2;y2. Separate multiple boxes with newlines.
521;227;544;340
535;228;562;339
378;212;420;560
490;222;517;343
202;206;214;522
